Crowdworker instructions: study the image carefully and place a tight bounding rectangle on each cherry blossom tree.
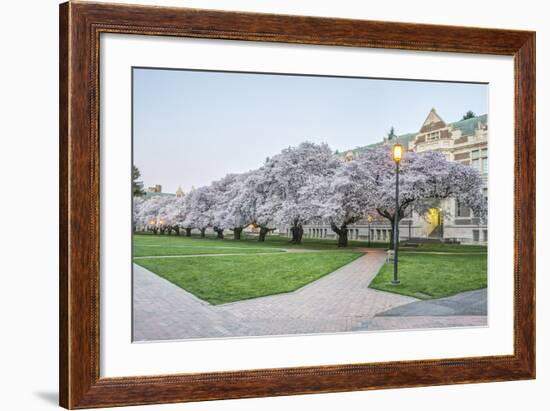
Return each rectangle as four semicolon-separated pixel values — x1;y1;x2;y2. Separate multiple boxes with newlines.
223;172;253;240
359;144;486;248
309;158;376;247
262;142;342;244
157;196;186;235
230;168;278;242
208;174;243;239
181;186;214;238
132;196;145;232
177;188;196;236
134;195;174;234
133;140;485;250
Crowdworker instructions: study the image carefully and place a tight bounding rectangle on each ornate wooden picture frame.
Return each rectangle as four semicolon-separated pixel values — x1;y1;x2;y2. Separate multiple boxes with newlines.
59;1;535;408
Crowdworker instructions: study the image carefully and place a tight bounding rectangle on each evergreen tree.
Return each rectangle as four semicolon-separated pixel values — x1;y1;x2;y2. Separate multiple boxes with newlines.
462;110;476;120
132;165;145;197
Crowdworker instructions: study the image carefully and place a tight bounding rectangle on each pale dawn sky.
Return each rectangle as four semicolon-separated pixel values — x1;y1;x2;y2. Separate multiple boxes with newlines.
133;68;488;194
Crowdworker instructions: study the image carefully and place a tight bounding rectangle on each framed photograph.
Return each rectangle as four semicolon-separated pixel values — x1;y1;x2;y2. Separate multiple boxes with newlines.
59;1;535;409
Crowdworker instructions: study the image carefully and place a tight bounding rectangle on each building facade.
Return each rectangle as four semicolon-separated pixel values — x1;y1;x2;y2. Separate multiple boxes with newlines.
285;109;488;245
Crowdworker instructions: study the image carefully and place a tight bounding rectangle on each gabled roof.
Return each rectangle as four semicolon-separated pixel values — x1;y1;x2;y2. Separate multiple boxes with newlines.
421;108;445;128
419;108;446;133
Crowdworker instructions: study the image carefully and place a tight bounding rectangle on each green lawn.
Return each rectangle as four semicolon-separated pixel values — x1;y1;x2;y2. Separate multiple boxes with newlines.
134;234;487;304
134;251;363;305
133;232;378;255
134;244;285;257
369;252;487;299
134;233;487;253
134;234;287;257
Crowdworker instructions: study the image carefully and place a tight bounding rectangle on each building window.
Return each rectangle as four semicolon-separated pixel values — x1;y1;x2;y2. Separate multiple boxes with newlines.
473;230;480;242
426;131;440;141
376;229;381;240
483;230;488;242
471;148;488;174
456;200;471;217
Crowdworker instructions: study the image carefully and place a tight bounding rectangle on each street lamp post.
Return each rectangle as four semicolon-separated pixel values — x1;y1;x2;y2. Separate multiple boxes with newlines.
392;143;403;285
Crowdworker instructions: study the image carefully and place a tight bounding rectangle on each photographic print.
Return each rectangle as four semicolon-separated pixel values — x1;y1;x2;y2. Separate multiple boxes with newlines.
131;68;489;342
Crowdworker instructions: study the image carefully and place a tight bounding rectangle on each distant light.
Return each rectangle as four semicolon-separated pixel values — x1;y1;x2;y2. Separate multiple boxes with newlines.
392;144;404;163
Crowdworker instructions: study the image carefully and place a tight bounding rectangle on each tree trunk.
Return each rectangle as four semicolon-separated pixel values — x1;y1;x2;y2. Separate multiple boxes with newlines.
258;226;268;242
330;222;348;247
200;228;206;238
173;226;180;236
152;227;158;235
160;227;166;235
290;223;304;244
388;219;395;249
377;208;403;250
233;227;243;240
214;227;224;239
185;228;192;237
386;217;401;250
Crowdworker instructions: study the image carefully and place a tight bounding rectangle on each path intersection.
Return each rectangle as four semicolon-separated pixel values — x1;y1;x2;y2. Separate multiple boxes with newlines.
133;248;487;341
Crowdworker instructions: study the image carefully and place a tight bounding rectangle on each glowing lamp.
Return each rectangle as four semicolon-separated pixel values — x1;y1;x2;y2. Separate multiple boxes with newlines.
392;143;404;163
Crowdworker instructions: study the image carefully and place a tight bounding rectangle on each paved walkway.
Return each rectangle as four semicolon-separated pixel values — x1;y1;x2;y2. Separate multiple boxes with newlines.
356;289;487;331
133;249;488;341
359;315;487;331
377;289;487;317
133;249;417;341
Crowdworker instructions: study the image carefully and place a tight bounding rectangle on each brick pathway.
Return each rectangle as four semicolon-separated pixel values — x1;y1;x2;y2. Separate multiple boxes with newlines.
360;315;487;331
133;249;418;341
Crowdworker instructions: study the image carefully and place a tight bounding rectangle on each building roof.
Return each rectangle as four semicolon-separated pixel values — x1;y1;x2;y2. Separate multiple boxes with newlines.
449;114;488;136
349;132;417;155
344;113;487;155
419;108;446;133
